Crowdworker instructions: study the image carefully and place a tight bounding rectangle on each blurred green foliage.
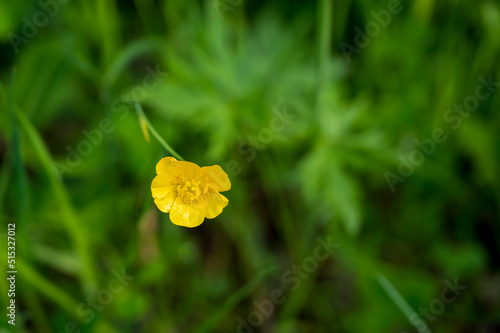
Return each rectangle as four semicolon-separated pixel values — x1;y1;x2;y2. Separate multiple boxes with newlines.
0;0;499;332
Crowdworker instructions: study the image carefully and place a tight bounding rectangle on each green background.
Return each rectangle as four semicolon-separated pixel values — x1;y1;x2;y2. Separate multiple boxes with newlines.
0;0;499;332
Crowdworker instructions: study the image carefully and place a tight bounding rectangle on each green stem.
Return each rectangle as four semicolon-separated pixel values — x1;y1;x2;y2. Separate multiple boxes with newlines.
134;102;184;160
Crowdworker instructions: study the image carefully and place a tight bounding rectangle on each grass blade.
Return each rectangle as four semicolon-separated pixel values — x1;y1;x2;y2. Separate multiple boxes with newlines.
376;272;432;333
14;109;97;294
192;265;279;333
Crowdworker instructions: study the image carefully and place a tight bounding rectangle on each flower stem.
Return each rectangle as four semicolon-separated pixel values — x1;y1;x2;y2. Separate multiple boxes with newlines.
134;102;185;161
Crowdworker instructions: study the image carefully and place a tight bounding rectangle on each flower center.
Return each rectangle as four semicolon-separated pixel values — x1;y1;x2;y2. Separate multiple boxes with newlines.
176;179;203;203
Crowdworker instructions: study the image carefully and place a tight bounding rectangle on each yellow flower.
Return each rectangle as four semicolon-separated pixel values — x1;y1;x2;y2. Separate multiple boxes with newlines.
151;157;231;228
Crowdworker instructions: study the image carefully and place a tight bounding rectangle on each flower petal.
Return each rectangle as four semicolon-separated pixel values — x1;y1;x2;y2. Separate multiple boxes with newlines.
156;157;200;179
151;175;177;213
205;192;229;219
202;165;231;192
155;156;177;174
170;198;206;228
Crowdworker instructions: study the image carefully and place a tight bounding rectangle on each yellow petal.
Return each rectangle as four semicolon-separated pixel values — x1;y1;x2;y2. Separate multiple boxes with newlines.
205;192;229;219
156;157;200;177
202;165;231;192
151;175;177;213
155;156;177;174
169;198;206;228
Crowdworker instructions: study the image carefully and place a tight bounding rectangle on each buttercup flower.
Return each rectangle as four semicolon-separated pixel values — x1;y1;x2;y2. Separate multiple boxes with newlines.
151;157;231;227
